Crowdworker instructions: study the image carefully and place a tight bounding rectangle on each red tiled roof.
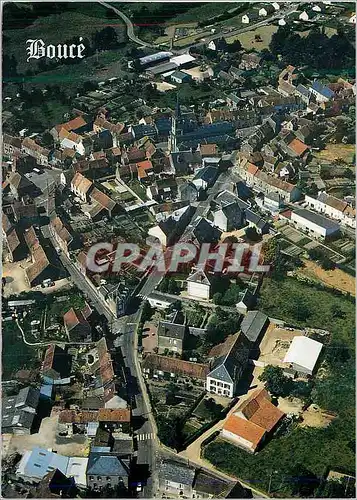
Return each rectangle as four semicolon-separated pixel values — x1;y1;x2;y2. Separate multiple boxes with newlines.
25;245;50;283
51;216;72;244
98;408;131;422
288;138;308;156
71;172;93;194
55;116;87;133
137;160;153;180
239;387;285;432
24;226;39;252
142;354;209;380
6;228;21;252
90;187;116;211
63;308;89;331
59;409;98;424
223;414;266;449
246;162;259;176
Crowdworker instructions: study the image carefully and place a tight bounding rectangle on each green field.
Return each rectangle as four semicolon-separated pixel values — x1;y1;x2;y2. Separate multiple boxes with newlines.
2;321;40;380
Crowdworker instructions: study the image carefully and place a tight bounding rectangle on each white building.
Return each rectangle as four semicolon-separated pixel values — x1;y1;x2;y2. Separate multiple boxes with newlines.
187;268;212;300
291;208;340;239
278;18;286;26
60;135;85;156
299;11;309;21
272;2;280;10
305;192;356;229
283;336;323;375
349;13;356;23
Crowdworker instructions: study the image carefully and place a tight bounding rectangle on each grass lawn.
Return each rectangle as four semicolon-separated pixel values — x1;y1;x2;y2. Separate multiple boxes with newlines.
128;180;148;201
258;277;354;344
224;24;278;51
316;144;355;164
2;321;40;380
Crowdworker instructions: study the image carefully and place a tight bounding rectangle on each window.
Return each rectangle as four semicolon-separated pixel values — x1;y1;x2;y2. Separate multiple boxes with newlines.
210;380;216;385
107;477;111;481
224;383;230;389
89;476;94;481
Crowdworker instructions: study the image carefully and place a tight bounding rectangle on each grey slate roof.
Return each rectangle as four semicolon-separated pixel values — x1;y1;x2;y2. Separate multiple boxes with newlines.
293;208;340;231
159;460;195;486
193;470;233;496
86;453;129;476
208;333;248;384
158;320;186;340
240;310;269;343
2;386;39;431
192;217;222;244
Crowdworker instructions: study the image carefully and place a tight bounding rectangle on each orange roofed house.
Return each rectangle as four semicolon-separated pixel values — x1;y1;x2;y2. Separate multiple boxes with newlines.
221;387;285;452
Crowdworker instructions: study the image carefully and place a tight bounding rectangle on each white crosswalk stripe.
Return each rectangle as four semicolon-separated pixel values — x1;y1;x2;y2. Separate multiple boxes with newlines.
137;433;153;441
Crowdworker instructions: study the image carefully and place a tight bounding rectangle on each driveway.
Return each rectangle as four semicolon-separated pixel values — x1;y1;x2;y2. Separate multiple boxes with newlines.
6;413;89;458
2;261;31;297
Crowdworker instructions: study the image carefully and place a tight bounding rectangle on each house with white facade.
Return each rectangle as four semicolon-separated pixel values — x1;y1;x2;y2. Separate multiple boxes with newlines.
291;208;340;239
299;11;310;21
187;268;212;300
239;159;301;203
305;192;355;229
206;333;250;398
309;80;335;103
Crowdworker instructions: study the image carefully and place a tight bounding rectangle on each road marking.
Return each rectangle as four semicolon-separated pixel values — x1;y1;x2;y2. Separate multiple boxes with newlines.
137;433;153;441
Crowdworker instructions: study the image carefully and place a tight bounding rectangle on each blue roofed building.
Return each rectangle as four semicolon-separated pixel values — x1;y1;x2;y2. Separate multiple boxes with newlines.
17;447;70;482
86;452;129;491
309;80;335;103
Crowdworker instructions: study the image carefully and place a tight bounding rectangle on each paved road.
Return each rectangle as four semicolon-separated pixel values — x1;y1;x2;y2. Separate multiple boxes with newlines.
49;239;157;497
99;1;296;56
99;1;156;49
173;5;297;54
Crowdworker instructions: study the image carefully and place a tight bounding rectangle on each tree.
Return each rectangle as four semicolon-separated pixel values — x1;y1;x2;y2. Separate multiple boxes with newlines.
287;296;311;322
330;304;346;319
259;365;290;397
41;131;54;148
320;256;335;271
289;464;320;497
93;27;119;51
226;39;242;53
317;478;356;498
306;182;318;196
